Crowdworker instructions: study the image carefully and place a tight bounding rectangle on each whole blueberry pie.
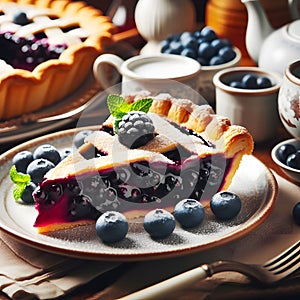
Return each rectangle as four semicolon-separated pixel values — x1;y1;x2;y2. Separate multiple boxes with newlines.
0;0;115;120
33;94;254;233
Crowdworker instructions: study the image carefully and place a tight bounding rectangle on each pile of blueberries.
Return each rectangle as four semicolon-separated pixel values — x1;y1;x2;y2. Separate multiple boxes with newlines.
12;144;72;203
227;73;273;89
160;26;236;66
11;130;92;203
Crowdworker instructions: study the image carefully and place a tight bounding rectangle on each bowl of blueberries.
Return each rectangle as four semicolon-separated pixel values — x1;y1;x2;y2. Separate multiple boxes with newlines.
271;138;300;183
160;26;241;105
213;66;282;143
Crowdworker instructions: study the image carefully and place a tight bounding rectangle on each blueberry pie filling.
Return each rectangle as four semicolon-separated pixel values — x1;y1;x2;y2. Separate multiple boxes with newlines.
33;94;253;233
0;1;115;120
0;4;88;71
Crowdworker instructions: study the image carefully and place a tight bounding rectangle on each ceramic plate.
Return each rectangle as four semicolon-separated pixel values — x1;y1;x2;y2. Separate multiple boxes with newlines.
0;129;277;261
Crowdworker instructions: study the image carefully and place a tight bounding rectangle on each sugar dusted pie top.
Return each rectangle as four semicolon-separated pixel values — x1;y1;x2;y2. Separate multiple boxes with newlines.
32;93;254;233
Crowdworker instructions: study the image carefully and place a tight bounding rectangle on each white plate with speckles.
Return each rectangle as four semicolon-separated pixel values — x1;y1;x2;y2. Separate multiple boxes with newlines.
0;128;277;261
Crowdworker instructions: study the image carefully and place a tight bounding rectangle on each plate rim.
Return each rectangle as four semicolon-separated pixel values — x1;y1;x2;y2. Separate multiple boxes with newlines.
0;128;278;261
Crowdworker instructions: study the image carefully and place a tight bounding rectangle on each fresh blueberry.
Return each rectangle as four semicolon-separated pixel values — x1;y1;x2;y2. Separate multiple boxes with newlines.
196;57;208;66
180;31;193;41
12;150;33;173
26;158;55;184
257;76;272;89
180;36;197;50
168;41;183;54
218;46;236;62
277;144;297;163
60;148;72;160
209;55;225;66
286;150;300;169
210;191;242;220
33;144;61;165
198;42;216;60
160;39;170;52
241;74;258;89
229;81;245;89
181;48;197;59
73;130;93;148
293;202;300;225
211;39;225;51
96;211;128;243
196;37;206;46
174;199;205;228
13;11;30;25
21;182;37;204
144;209;176;238
200;26;217;42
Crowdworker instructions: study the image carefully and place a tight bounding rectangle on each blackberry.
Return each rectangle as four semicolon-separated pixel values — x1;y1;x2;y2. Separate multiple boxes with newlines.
118;111;155;149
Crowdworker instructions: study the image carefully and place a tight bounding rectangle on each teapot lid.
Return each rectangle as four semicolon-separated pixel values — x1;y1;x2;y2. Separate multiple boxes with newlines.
288;20;300;40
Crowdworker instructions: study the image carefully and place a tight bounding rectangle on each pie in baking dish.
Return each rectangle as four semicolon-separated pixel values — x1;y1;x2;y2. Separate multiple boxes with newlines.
33;93;254;233
0;0;115;120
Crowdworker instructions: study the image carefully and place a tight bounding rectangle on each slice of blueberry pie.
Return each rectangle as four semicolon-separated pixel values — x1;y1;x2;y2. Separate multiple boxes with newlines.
33;94;254;233
0;0;115;120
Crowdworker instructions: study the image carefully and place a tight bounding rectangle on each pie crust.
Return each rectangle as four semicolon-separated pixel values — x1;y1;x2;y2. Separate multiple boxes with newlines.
33;93;253;233
0;0;115;120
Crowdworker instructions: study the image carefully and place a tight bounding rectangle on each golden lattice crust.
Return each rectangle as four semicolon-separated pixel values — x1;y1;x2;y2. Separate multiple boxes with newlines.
121;93;254;158
0;0;116;120
48;94;253;188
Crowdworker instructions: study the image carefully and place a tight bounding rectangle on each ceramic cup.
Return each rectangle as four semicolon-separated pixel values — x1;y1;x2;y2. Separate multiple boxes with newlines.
213;66;282;143
93;53;202;100
278;60;300;139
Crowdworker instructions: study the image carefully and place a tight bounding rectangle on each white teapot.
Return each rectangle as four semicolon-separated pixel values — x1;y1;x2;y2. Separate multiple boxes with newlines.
242;0;300;75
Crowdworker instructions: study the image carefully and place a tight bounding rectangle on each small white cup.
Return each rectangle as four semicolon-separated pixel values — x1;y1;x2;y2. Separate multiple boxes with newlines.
213;67;282;143
93;53;202;100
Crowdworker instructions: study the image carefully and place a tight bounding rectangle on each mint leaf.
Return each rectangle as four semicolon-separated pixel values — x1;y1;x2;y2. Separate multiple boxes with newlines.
129;98;153;113
10;165;30;184
107;94;127;116
10;165;31;201
13;183;26;201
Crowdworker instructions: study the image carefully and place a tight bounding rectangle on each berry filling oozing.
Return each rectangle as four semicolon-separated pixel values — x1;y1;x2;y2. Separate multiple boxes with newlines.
0;9;85;71
34;155;232;227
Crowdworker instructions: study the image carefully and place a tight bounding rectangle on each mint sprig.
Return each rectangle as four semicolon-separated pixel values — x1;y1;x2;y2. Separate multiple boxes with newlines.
9;165;31;201
107;94;153;133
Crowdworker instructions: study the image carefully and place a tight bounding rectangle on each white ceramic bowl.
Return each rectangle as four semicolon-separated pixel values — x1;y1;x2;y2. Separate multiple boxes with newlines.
271;138;300;183
213;66;282;143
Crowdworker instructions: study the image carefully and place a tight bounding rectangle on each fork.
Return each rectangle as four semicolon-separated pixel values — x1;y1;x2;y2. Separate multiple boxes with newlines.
118;240;300;300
